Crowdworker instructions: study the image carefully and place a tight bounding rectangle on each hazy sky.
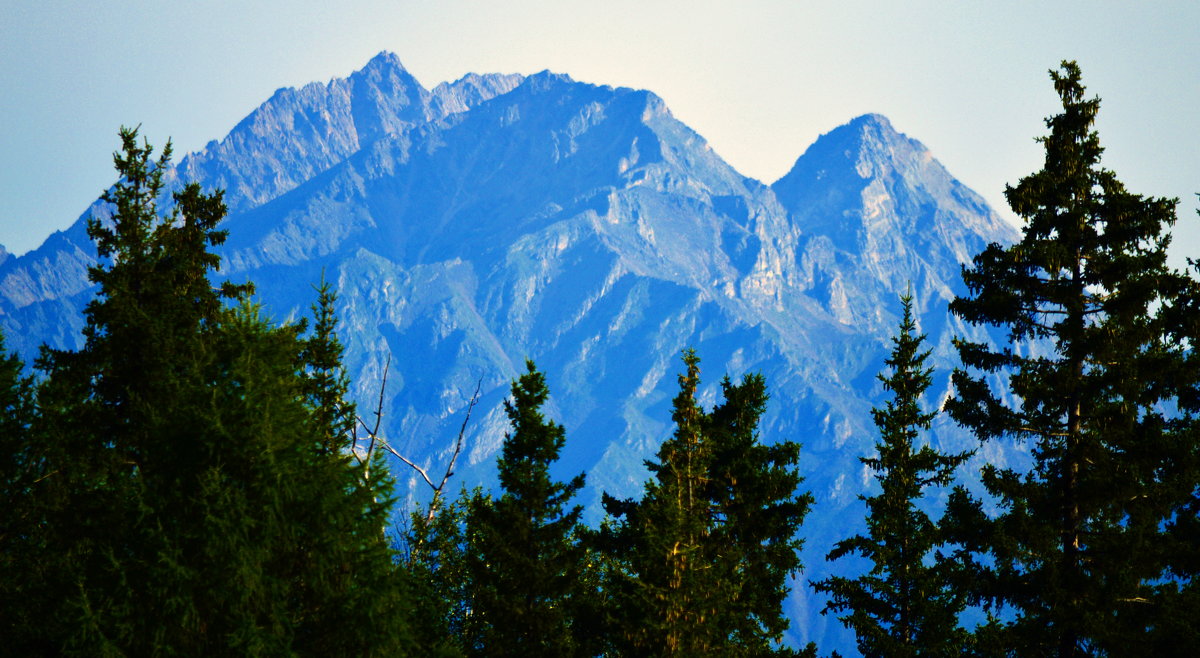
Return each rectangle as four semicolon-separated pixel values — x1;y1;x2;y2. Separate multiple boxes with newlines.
3;1;1198;263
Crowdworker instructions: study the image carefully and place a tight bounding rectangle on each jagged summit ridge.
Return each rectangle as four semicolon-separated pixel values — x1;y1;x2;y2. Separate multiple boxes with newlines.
430;72;525;117
213;70;757;282
178;51;518;216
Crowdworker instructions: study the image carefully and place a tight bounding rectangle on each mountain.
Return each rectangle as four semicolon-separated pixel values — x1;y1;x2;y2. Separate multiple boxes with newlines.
0;52;1020;653
0;53;522;322
773;113;1016;333
178;52;524;216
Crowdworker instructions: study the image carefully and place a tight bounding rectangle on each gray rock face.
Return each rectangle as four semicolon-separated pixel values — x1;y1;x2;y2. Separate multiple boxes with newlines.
0;52;1020;653
430;71;526;118
772;114;1017;332
178;52;525;216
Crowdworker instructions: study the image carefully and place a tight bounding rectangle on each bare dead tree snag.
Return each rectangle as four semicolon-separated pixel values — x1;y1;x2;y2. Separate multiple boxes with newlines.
351;353;392;482
351;352;482;523
423;376;480;521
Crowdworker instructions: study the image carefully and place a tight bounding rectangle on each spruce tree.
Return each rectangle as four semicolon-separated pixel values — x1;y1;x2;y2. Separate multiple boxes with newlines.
186;303;411;656
708;367;812;653
0;330;42;651
604;350;813;656
465;361;587;656
10;127;414;654
25;128;231;652
302;274;356;456
812;292;970;657
605;350;718;654
943;62;1200;656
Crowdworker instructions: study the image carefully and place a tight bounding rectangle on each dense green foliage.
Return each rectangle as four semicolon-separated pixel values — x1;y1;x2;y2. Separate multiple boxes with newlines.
0;331;38;646
464;361;589;656
0;129;413;655
303;275;358;456
943;62;1200;656
602;350;814;656
813;292;971;657
406;485;485;656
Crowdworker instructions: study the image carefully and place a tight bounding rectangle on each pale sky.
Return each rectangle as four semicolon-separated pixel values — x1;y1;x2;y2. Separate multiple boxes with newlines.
3;1;1198;265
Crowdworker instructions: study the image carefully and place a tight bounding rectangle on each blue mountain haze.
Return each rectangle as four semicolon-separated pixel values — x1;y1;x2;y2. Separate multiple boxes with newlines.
0;52;1023;653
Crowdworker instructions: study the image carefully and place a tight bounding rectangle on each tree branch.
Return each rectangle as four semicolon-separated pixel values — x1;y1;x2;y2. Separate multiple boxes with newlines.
426;377;483;522
381;439;436;489
354;365;483;515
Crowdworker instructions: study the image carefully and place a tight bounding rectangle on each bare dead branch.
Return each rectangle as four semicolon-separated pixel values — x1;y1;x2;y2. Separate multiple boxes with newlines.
424;377;483;522
352;359;484;548
380;438;437;489
349;353;395;482
365;353;391;479
345;411;367;467
436;376;482;495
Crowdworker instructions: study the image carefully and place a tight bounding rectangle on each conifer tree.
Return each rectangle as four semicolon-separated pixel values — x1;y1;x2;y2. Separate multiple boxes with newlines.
302;275;356;456
813;292;970;657
8;127;415;654
0;330;42;650
133;302;398;654
606;350;717;654
943;62;1200;656
604;350;813;656
24;128;235;652
708;367;812;653
406;485;486;656
465;361;587;656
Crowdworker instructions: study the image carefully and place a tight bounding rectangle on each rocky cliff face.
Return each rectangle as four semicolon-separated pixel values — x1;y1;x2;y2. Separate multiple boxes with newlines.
0;52;1020;653
772;113;1016;331
179;52;524;215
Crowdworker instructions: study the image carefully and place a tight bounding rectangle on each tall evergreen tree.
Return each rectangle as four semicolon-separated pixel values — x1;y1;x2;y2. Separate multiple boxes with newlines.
707;364;812;653
5;127;414;654
943;62;1200;656
604;350;717;654
23;128;237;653
813;292;971;657
466;361;587;656
604;350;813;656
0;330;41;650
302;274;356;456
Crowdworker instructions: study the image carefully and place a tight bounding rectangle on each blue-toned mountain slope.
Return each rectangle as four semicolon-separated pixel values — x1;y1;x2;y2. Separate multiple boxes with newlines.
0;53;1022;653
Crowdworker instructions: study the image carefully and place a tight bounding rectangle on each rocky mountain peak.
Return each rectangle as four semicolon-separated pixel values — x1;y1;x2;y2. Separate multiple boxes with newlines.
524;69;577;90
778;112;1014;246
767;113;1016;332
0;55;1027;653
359;50;409;74
175;53;431;215
773;113;928;210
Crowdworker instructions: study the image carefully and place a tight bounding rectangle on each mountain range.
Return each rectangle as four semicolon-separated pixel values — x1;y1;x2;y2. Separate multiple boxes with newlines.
0;51;1022;652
